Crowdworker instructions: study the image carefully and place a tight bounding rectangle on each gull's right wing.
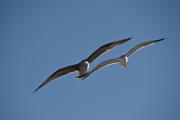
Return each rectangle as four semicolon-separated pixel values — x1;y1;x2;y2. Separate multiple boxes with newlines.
125;38;165;57
34;64;78;92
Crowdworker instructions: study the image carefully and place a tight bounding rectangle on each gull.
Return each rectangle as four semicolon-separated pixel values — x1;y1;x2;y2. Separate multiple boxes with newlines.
82;38;165;80
34;37;131;92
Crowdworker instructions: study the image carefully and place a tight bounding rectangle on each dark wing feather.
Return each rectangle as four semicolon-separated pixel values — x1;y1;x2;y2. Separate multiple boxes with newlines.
34;64;78;92
125;38;165;57
86;37;132;63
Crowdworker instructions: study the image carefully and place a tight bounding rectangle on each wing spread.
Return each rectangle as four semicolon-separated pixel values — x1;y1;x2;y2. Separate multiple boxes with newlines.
34;64;78;92
86;37;132;63
125;38;165;57
82;58;120;80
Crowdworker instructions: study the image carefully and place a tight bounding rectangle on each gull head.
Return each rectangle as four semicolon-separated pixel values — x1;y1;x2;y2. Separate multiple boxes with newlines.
119;55;128;67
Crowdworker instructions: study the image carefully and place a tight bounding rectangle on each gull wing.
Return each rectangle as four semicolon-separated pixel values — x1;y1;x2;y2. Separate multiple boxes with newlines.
86;37;132;63
34;64;78;92
82;58;120;80
125;38;165;57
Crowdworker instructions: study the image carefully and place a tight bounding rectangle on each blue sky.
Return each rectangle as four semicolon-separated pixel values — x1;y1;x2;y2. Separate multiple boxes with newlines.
1;0;180;120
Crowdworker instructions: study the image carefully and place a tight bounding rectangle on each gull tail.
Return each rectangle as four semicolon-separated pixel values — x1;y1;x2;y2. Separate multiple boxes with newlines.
81;73;90;81
76;72;89;78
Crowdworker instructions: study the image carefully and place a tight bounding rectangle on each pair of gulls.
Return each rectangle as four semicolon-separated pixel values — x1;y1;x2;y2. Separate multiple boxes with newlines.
34;37;164;92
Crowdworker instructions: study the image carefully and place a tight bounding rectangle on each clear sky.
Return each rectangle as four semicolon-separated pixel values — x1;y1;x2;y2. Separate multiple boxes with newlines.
1;0;180;120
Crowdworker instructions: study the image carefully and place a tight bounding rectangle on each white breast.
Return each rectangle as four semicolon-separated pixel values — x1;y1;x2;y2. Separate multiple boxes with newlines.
119;56;128;67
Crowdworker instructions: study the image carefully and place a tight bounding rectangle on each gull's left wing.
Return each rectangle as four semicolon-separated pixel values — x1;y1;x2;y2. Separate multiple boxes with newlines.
86;37;132;63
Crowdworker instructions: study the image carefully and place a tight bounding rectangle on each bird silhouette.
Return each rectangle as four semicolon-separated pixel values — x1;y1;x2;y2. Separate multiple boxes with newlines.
34;37;131;92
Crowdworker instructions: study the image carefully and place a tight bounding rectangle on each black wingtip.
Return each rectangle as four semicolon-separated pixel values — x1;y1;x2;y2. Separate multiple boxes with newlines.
33;83;45;93
124;37;133;41
157;38;166;42
127;37;133;40
33;86;40;93
116;37;132;45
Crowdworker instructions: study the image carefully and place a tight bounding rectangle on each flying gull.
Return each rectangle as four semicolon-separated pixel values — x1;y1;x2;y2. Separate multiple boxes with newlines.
81;38;165;80
34;37;131;92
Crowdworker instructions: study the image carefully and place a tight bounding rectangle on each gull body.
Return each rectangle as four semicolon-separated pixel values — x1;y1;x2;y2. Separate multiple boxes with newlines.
119;55;128;67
